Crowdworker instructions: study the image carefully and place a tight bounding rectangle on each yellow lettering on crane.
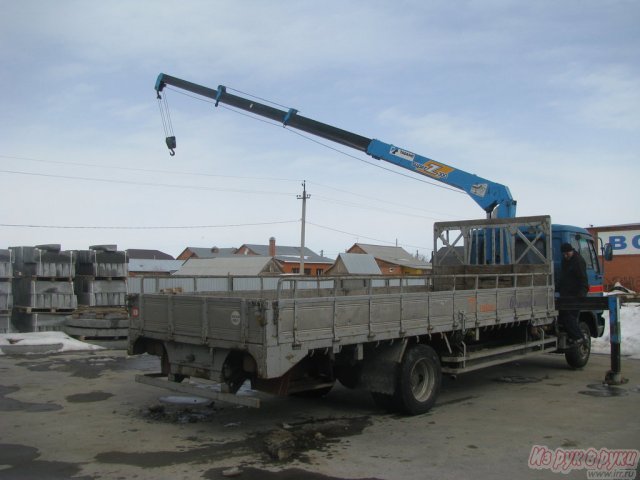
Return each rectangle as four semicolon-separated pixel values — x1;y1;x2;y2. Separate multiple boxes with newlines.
416;160;454;179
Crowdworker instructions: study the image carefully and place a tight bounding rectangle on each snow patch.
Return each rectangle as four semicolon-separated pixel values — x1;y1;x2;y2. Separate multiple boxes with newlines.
592;303;640;359
0;331;104;355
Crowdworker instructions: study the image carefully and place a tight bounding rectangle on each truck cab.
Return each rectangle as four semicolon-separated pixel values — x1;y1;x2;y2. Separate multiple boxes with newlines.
463;223;606;341
552;224;606;338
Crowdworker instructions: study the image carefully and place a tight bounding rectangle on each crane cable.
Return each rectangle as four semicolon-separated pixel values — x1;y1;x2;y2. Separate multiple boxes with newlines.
166;86;463;195
157;90;176;156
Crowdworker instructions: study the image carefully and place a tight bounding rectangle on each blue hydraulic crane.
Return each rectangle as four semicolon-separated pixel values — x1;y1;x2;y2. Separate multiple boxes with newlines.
153;74;624;380
155;73;517;218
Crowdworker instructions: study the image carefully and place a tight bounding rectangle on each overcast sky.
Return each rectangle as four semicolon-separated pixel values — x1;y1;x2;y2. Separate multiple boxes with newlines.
1;1;638;259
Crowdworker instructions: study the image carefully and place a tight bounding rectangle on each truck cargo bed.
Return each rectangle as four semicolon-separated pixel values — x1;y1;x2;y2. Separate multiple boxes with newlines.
130;269;555;380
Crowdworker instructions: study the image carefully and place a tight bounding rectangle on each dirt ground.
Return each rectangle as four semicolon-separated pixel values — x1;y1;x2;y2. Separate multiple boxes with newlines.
0;349;638;480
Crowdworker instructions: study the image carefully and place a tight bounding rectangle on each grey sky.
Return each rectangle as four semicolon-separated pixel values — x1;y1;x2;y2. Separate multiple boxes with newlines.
1;1;638;258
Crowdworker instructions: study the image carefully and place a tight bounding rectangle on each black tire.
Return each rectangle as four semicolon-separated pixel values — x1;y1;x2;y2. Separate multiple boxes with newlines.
395;344;441;415
565;321;591;369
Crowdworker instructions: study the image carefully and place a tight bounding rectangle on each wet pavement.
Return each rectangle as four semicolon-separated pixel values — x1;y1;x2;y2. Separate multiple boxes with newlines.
0;349;638;479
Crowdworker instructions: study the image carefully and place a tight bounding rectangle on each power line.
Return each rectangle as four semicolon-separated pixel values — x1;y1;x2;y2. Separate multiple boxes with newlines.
307;221;430;251
1;154;454;214
308;180;459;219
0;154;459;220
0;220;298;230
0;218;429;252
0;154;298;183
0;165;460;222
166;86;465;194
0;169;295;196
312;195;446;221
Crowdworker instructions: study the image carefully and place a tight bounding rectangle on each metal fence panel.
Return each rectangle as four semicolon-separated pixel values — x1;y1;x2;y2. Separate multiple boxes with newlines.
196;277;230;292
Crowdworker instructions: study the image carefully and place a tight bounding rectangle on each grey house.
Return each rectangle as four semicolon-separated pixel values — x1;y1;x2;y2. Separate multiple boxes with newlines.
173;256;284;276
325;253;382;275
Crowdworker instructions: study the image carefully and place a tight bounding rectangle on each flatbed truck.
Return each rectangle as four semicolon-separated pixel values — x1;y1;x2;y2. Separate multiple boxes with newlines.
130;216;603;414
128;75;608;415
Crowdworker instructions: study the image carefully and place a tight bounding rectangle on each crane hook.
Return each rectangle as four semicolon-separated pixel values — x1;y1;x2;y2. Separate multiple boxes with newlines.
165;136;176;156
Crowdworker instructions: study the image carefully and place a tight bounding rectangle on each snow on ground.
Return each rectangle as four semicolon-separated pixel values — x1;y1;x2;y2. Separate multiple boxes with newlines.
0;331;104;355
592;301;640;360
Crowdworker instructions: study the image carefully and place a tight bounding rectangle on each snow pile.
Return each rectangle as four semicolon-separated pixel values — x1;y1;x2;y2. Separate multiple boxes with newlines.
592;302;640;360
0;331;104;355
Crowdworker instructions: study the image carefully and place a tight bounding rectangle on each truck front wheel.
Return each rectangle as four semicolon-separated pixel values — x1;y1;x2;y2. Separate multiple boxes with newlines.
564;321;591;369
396;344;441;415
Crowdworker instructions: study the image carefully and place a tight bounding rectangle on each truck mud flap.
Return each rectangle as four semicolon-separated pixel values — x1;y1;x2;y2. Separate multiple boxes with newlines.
360;340;408;395
135;373;260;408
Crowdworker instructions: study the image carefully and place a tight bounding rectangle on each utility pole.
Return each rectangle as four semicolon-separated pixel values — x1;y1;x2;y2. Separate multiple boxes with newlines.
297;180;310;275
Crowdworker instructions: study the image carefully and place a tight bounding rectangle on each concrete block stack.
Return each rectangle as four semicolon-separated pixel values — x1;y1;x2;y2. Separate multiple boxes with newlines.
0;249;13;333
65;245;129;341
74;245;128;307
10;244;77;332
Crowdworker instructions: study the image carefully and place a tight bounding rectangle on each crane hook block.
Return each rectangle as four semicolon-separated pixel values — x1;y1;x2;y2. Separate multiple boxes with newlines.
166;136;176;156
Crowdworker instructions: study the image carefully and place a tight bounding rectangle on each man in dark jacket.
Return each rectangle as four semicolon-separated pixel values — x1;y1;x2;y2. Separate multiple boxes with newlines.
558;243;589;344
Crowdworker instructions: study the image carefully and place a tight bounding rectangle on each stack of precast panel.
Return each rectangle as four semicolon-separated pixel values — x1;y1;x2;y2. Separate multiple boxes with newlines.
66;245;129;341
74;245;127;307
10;245;77;332
0;249;13;333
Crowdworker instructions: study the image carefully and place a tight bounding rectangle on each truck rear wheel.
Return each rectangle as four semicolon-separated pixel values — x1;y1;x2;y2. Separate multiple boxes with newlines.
395;344;441;415
565;321;591;369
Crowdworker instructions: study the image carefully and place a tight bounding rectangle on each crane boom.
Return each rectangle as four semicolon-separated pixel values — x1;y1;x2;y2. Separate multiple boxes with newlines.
155;73;517;218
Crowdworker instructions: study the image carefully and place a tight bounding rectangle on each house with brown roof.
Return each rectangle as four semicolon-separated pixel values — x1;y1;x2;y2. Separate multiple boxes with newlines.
235;237;333;276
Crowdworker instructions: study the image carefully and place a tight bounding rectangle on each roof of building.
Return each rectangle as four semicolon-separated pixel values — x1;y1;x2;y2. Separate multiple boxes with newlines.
126;249;174;260
173;256;284;276
240;244;334;264
329;253;382;275
128;259;185;273
179;247;238;259
587;224;640;231
350;244;431;269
